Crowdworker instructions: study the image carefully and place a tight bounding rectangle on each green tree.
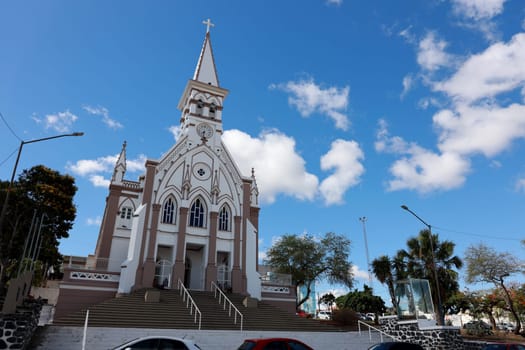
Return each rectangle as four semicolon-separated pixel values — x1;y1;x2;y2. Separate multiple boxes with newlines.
320;292;336;313
464;243;524;334
397;229;463;325
372;255;399;311
264;232;353;310
336;285;386;315
0;165;77;295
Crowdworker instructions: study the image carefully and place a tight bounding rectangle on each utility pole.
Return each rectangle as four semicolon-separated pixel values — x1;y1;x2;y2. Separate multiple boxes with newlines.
359;216;372;289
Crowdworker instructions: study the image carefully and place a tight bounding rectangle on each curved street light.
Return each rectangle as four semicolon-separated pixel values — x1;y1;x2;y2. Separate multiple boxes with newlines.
0;132;84;239
401;204;444;326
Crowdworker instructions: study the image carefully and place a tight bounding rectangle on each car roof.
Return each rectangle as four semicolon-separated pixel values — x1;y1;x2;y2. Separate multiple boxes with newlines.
244;338;306;342
111;335;198;349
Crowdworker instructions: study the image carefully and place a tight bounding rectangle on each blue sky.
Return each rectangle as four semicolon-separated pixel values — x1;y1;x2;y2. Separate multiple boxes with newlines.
1;0;525;301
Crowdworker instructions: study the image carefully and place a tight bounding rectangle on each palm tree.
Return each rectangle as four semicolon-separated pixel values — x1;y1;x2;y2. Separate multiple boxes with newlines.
397;229;462;325
372;255;399;311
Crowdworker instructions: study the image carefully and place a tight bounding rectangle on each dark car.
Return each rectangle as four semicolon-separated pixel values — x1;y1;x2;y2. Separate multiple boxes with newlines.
237;337;313;350
482;344;525;350
109;336;202;350
368;342;424;350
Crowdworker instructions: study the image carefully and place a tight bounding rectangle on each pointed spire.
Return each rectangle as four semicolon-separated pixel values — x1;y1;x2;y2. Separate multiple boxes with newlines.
193;20;219;87
112;141;127;184
250;168;259;206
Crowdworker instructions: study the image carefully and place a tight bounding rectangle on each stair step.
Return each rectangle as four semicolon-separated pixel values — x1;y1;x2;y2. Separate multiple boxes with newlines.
53;289;343;332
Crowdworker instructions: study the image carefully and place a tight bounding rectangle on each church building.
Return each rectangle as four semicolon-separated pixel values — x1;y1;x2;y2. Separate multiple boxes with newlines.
54;23;297;319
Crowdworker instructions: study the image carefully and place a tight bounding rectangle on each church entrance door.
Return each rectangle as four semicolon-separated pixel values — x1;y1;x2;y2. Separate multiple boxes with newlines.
185;244;205;290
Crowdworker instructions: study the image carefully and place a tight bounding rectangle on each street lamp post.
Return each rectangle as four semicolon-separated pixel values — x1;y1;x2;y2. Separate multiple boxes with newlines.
0;132;84;240
401;204;444;325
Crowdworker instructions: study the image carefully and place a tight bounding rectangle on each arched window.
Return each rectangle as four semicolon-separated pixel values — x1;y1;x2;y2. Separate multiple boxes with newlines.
162;197;176;224
189;198;205;227
196;99;204;115
218;205;230;231
209;102;216;118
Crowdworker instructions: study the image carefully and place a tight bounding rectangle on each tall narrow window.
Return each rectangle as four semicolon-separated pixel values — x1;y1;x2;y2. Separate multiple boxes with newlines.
189;198;205;227
209;102;216;118
162;197;175;224
196;99;204;115
218;205;230;231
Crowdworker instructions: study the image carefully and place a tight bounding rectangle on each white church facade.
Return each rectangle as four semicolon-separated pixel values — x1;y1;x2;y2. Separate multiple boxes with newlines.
55;25;296;319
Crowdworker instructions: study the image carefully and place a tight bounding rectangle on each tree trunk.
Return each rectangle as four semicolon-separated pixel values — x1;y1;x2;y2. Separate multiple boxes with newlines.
499;280;521;334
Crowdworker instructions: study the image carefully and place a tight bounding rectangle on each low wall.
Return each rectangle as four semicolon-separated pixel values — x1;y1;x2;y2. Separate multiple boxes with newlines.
379;317;487;350
0;298;43;349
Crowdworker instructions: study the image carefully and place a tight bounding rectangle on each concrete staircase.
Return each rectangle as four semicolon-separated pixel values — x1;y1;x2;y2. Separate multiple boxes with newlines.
52;288;344;332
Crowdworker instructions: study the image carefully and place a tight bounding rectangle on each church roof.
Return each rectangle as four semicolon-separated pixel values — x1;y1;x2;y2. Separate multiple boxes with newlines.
193;32;219;87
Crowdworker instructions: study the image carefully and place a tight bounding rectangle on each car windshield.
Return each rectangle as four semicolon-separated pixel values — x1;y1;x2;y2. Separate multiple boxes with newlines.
237;341;257;350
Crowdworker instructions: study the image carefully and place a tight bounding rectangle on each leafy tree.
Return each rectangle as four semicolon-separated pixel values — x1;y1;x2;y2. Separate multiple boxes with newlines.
0;165;77;296
465;243;524;334
264;232;353;310
444;291;473;315
372;255;399;311
397;229;463;325
319;292;336;313
336;285;386;315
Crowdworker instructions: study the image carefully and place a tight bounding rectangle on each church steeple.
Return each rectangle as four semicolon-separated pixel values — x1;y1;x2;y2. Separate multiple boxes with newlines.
111;141;127;184
193;19;219;87
177;19;229;141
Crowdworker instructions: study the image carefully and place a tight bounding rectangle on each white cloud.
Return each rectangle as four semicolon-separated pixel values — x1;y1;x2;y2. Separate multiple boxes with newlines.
319;139;365;205
67;153;146;187
83;105;123;129
325;0;342;6
89;175;110;187
169;125;182;141
516;178;525;192
434;33;525;103
376;120;470;193
417;32;453;71
271;78;350;130
352;265;372;281
434;103;525;157
222;129;319;204
451;0;506;20
34;110;78;133
382;32;525;194
86;216;102;226
401;74;414;98
399;25;416;44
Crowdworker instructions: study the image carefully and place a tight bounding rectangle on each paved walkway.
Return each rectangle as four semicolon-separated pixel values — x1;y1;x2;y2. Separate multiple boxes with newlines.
31;325;386;350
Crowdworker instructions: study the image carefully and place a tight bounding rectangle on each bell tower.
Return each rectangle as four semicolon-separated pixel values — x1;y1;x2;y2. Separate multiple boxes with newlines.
177;19;229;147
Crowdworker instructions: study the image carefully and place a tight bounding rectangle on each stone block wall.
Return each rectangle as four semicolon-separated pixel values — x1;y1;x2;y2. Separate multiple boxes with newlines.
379;317;487;350
0;298;43;349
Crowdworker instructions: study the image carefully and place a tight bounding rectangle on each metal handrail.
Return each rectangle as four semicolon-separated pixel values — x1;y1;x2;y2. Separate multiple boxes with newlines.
211;281;244;331
177;279;202;330
358;320;399;343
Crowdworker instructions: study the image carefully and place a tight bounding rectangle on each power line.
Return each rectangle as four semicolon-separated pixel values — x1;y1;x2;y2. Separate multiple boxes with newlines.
0;147;19;168
432;225;522;242
0;111;22;141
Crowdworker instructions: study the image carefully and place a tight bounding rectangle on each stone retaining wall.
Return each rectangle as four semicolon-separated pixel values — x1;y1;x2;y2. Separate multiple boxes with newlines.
379;316;487;350
0;298;43;349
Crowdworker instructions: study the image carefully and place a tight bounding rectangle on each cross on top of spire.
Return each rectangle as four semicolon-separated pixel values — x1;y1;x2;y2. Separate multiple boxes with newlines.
202;18;214;33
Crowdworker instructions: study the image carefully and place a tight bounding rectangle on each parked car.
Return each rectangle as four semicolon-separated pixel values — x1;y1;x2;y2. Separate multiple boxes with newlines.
317;310;332;320
497;322;515;332
463;320;493;335
109;335;202;350
482;344;525;350
368;342;424;350
237;337;314;350
296;310;312;318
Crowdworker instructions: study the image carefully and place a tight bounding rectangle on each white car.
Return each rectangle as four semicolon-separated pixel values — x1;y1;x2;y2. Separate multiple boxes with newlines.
317;310;332;320
109;335;202;350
